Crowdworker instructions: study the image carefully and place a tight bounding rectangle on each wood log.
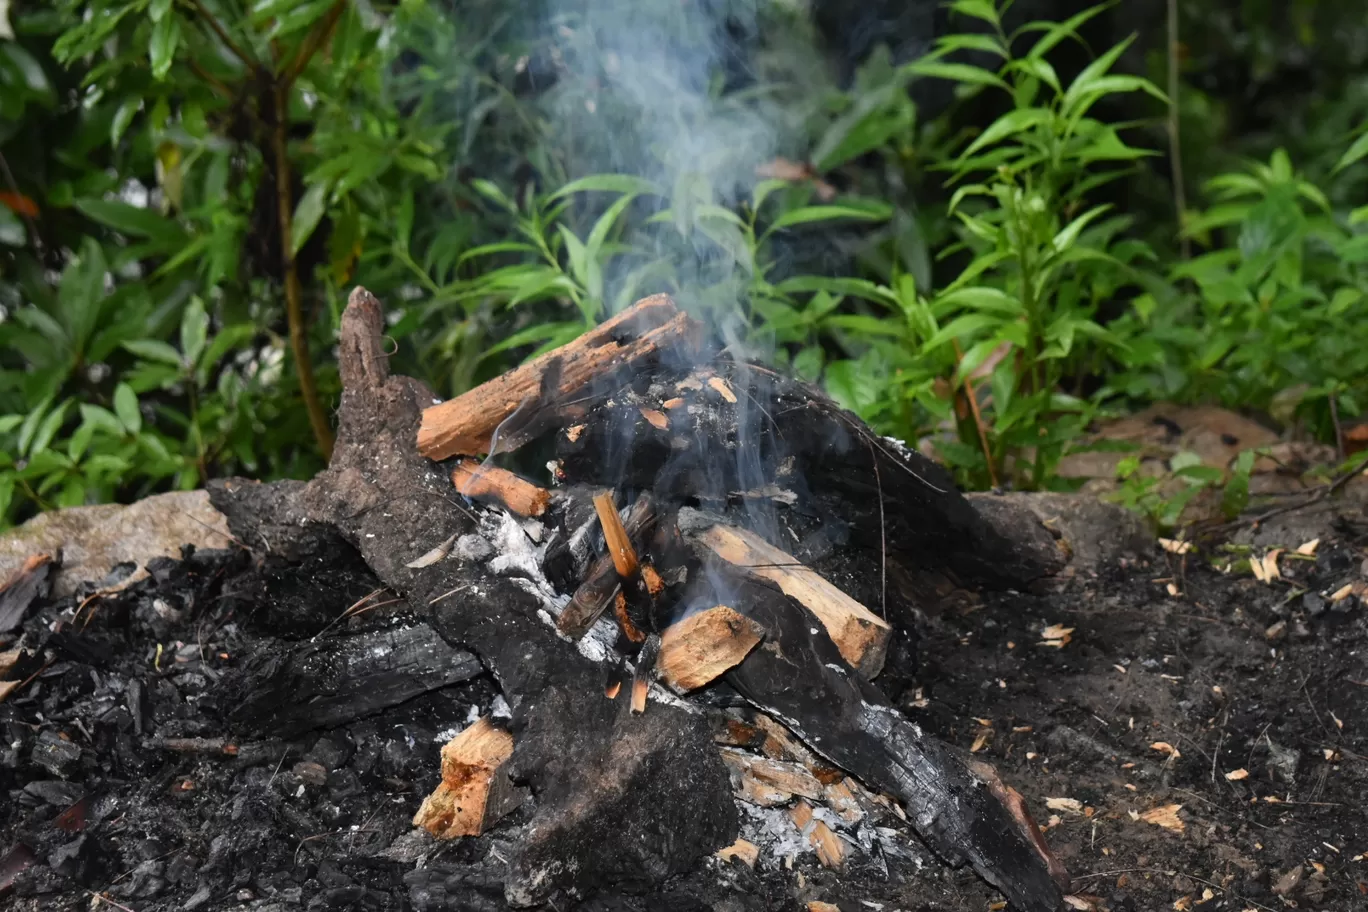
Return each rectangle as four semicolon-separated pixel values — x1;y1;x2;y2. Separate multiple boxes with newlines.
691;523;890;677
451;459;551;517
413;717;527;838
658;605;764;692
417;295;706;460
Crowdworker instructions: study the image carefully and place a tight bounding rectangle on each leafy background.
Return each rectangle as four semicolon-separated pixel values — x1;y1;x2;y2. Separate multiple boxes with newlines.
1;0;1365;529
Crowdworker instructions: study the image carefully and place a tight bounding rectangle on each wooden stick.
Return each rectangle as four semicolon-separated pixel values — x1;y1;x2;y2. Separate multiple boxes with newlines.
692;524;891;677
593;491;639;578
558;494;657;639
451;459;551;517
630;633;660;714
417;295;705;460
413;717;527;839
658;605;764;693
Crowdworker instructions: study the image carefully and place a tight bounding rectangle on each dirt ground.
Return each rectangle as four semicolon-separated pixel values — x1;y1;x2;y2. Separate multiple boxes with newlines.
1;485;1365;912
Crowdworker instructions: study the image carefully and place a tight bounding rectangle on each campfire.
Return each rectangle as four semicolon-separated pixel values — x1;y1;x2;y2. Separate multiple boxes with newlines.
207;288;1069;910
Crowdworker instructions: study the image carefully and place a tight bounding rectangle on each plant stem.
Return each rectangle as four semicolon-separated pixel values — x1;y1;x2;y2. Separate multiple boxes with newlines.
272;81;335;462
952;339;1000;489
1167;0;1190;259
182;0;257;71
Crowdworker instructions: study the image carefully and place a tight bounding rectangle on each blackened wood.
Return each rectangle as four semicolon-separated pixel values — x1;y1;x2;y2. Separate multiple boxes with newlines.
223;623;483;737
209;287;736;905
694;563;1067;912
0;553;53;635
558;492;656;640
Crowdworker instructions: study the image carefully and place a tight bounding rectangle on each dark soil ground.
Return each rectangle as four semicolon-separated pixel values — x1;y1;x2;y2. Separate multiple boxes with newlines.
1;490;1365;912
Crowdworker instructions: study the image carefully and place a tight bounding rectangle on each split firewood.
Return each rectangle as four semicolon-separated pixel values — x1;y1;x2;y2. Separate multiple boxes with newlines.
451;459;551;517
689;522;890;676
657;605;765;692
720;748;824;805
417;295;705;460
790;800;846;868
413;717;527;839
593;491;640;578
631;633;660;714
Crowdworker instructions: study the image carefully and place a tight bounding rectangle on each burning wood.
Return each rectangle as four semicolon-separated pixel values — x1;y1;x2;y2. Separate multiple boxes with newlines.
416;295;706;460
413;717;526;839
690;522;891;676
205;287;1072;911
451;459;551;517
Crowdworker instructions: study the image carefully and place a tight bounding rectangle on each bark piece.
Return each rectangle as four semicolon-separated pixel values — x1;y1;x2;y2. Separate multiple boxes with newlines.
451;460;551;517
414;717;527;838
0;553;53;634
417;295;705;460
692;523;890;676
658;605;765;692
791;800;845;868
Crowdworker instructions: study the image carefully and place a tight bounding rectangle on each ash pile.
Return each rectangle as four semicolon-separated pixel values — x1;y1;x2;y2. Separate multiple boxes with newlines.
1;289;1075;912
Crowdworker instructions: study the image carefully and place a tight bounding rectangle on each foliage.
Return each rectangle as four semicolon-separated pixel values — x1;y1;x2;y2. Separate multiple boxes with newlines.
1;0;1367;530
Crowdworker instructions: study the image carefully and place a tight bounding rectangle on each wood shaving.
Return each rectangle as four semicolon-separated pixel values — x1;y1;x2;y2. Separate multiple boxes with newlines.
970;728;992;753
1159;537;1192;554
1225;768;1249;781
1039;624;1074;648
1139;803;1185;832
707;376;738;403
1296;538;1320;555
1045;797;1084;815
1330;582;1355;602
1151;741;1182;759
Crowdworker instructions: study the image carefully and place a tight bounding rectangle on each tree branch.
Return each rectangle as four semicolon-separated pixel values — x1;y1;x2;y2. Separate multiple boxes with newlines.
281;0;347;88
182;0;259;73
272;81;335;461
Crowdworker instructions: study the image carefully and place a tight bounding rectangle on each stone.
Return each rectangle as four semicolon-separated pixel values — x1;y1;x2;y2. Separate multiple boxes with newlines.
0;490;233;598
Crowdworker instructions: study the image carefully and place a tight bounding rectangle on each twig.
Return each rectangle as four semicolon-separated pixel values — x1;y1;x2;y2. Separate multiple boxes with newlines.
271;79;335;461
1167;0;1190;259
1329;390;1345;461
952;339;1000;488
281;0;347;86
865;438;887;619
182;0;258;71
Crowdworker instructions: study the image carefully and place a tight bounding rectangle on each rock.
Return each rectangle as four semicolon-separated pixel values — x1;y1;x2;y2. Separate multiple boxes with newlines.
969;492;1153;576
0;490;233;598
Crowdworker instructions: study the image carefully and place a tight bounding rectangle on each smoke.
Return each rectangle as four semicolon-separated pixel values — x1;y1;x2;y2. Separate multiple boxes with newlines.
532;0;823;336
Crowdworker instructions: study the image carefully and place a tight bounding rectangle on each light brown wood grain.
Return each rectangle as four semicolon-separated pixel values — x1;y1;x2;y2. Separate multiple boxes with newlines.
658;605;764;692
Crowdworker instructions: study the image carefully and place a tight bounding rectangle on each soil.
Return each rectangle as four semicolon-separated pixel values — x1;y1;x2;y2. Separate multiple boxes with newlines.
1;488;1364;912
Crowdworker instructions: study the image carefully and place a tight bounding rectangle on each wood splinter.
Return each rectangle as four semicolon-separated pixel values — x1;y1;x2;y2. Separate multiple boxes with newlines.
451;459;551;517
413;717;527;839
557;494;656;640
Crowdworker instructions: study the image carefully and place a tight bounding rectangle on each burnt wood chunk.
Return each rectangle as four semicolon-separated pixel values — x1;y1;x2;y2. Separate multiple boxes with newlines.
414;717;527;838
658;605;765;692
0;553;53;634
223;622;483;737
417;295;706;460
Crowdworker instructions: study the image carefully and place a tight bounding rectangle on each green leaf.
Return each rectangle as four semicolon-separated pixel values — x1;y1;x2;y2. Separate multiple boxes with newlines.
113;383;141;435
811;83;914;172
0;415;24;436
110;98;140;146
150;13;180;80
1063;35;1134;108
923;312;1001;351
457;242;538;264
1019;4;1113;59
947;0;1000;26
30;402;69;457
1052;204;1111;252
935;286;1024;318
1;43;54;101
123;339;183;366
484;320;583;358
290;183;328;257
585;192;639;258
769;203;892;231
1221;449;1255;519
958;107;1051;160
904;60;1008;90
75;198;183;243
774;276;899;309
180;297;209;365
1333;130;1368;174
551;174;661;199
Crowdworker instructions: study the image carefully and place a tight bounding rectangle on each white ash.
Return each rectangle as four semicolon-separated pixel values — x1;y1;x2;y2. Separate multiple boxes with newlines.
738;803;810;863
519;518;545;543
490;695;512;719
454;533;494;563
566;516;600;576
484;511;563;611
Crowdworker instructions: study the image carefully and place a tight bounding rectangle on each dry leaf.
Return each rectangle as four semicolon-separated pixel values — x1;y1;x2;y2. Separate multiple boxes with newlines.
1173;896;1192;911
970;728;992;753
1159;537;1192;555
1260;549;1283;582
1330;582;1354;602
707;376;737;403
1225;768;1249;781
1039;624;1074;648
1296;538;1320;555
1139;803;1185;832
1064;896;1097;911
1046;797;1084;815
1151;741;1182;759
405;532;458;569
1331;711;1343;730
